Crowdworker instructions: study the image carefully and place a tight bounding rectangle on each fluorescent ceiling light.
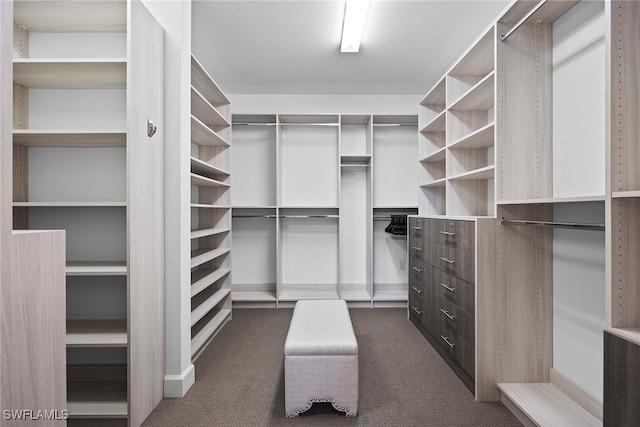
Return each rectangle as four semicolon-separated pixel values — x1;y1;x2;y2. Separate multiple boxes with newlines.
340;0;371;53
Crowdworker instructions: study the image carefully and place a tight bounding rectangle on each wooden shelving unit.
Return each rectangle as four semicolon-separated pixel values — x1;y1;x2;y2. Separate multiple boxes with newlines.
188;55;232;360
10;1;165;425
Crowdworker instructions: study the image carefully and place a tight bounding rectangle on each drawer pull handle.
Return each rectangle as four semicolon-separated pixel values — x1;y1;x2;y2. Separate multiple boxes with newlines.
413;246;422;252
412;266;422;273
440;335;455;348
440;231;455;236
412;306;422;315
440;257;455;264
440;283;455;292
412;226;423;230
440;308;455;321
412;286;422;294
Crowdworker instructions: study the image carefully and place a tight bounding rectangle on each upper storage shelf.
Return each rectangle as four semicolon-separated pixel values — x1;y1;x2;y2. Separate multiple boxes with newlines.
191;55;229;108
13;59;126;88
13;0;127;32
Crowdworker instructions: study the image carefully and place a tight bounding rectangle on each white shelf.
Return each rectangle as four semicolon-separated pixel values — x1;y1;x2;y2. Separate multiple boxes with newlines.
190;173;229;188
277;290;340;301
420;76;446;108
497;195;606;205
612;191;640;199
421;178;447;188
373;289;407;301
191;55;230;107
449;122;495;149
498;383;601;427
66;262;127;276
191;288;231;327
191;204;231;209
190;227;230;240
191;87;230;129
340;289;372;301
67;401;128;419
191;309;231;357
14;201;126;207
190;247;230;269
13;59;126;89
191;157;229;178
231;290;277;302
191;268;231;298
449;72;495;111
419;110;446;133
66;319;127;348
420;146;446;162
191;115;229;147
449;165;495;181
13;130;126;147
14;0;127;32
341;155;371;165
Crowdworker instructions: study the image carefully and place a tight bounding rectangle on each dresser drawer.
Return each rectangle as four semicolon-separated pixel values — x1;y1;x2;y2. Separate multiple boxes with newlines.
408;217;425;241
433;267;474;316
428;243;474;284
426;219;475;250
436;294;475;347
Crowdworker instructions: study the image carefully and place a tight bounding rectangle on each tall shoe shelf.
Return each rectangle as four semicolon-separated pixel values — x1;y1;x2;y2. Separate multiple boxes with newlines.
189;55;232;360
11;1;165;425
231;114;417;308
416;1;613;425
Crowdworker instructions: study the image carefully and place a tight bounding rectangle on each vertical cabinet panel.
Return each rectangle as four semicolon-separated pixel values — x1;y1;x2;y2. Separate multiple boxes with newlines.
127;0;165;424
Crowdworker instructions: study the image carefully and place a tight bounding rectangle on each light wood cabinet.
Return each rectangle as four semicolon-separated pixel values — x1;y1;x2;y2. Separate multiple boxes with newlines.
231;114;417;307
9;1;165;425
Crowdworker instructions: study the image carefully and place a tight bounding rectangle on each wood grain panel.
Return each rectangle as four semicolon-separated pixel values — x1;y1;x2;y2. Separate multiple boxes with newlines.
496;22;552;202
604;331;640;425
496;205;552;384
127;1;165;425
610;1;640;192
3;231;66;422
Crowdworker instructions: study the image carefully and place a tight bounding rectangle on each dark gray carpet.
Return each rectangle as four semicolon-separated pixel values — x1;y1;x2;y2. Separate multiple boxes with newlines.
143;308;521;426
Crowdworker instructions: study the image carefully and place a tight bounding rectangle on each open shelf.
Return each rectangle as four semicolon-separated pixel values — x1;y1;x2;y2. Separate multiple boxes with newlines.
420;146;446;162
191;87;231;129
373;289;407;301
421;177;447;188
420;76;446;113
191;204;231;209
498;383;601;427
190;247;230;269
191;115;229;147
341;289;373;301
449;165;494;181
13;1;127;32
612;191;640;199
231;289;277;302
13;59;126;89
190;173;229;188
190;227;230;240
497;195;606;205
277;290;340;301
14;201;126;207
67;365;128;419
420;110;446;133
191;268;231;298
191;288;231;327
191;55;230;108
66;319;127;347
449;72;495;111
191;309;231;357
191;157;229;178
341;155;371;165
13;130;126;147
449;122;495;149
66;262;127;276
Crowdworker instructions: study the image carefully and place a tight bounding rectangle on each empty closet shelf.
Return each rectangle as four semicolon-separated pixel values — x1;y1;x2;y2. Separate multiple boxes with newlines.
66;262;127;276
67;365;128;419
191;309;231;357
190;248;230;269
14;201;126;207
14;59;126;89
13;129;126;147
448;165;494;181
191;268;231;297
191;227;230;239
66;319;127;347
191;115;229;146
67;401;128;419
191;157;229;177
191;288;231;326
191;87;230;129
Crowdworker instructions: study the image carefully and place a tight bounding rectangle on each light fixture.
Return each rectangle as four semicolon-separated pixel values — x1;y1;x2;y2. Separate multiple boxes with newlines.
340;0;371;53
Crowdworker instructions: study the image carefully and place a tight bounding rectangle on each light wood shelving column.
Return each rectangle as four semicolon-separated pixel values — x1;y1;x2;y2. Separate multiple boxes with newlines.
189;55;232;360
10;1;165;425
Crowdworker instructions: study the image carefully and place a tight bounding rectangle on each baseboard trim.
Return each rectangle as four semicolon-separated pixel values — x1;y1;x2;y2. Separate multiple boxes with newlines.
164;363;195;398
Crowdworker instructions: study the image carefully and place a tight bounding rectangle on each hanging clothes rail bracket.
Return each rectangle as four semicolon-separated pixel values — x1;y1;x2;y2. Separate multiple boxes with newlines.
500;0;547;42
500;217;604;231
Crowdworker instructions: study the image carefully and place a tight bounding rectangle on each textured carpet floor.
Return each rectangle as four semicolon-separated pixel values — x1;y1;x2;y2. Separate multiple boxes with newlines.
143;308;521;426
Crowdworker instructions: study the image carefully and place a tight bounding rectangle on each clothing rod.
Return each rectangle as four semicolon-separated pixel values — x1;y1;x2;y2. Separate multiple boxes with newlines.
500;217;605;231
500;0;547;42
232;123;277;126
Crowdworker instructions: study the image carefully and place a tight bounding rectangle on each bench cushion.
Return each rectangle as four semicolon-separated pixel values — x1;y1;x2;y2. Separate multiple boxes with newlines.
284;300;358;356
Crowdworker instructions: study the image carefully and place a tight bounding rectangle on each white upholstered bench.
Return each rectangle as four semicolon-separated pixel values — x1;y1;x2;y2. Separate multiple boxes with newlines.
284;300;359;417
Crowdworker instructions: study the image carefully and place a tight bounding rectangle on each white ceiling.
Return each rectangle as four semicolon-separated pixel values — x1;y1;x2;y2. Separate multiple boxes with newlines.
191;0;511;96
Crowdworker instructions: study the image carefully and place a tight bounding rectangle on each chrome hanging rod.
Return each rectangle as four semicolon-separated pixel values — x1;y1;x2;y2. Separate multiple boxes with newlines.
500;217;604;231
500;0;547;42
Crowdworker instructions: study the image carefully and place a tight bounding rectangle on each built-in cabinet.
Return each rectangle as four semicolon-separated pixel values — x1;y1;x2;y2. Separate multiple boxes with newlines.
9;1;165;425
231;114;417;307
415;0;633;425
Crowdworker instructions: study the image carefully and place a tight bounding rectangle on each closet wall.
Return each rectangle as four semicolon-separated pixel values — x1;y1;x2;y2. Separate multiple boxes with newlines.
416;0;612;424
231;113;417;307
